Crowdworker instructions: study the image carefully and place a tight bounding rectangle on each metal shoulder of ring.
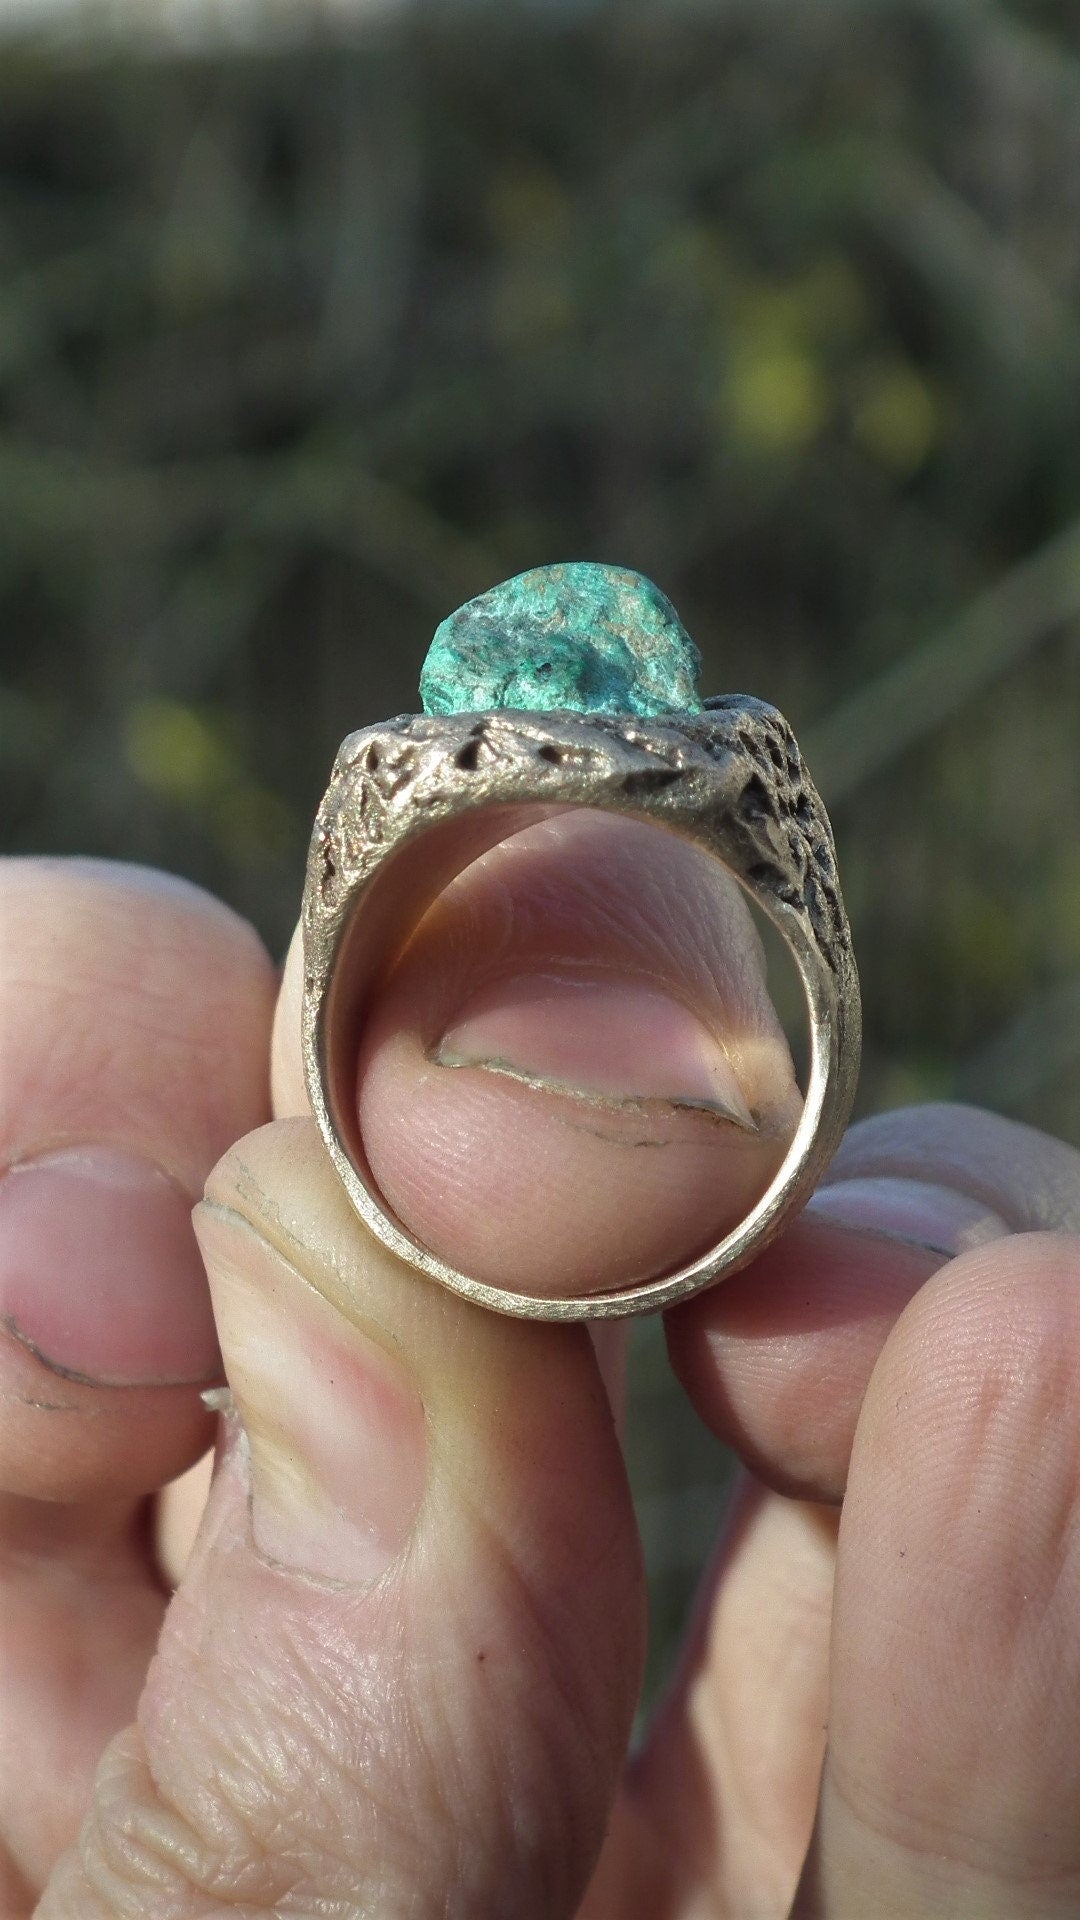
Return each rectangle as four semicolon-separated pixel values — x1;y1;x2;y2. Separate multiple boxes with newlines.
301;699;862;1320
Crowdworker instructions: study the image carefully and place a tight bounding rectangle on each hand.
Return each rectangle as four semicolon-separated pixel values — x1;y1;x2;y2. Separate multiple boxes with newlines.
1;832;1077;1919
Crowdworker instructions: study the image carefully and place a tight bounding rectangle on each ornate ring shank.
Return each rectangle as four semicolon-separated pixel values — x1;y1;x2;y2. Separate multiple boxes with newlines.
301;699;861;1320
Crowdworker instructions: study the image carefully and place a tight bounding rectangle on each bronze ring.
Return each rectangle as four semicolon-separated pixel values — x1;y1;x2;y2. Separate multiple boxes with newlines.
301;696;861;1320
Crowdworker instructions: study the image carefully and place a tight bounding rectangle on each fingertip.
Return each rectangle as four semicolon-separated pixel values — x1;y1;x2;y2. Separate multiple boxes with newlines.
1;855;278;1194
667;1106;1080;1503
799;1233;1080;1911
853;1229;1080;1463
665;1217;944;1500
0;858;272;1504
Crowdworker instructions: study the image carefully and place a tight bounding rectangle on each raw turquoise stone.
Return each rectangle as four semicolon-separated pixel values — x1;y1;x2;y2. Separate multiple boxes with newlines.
420;562;703;718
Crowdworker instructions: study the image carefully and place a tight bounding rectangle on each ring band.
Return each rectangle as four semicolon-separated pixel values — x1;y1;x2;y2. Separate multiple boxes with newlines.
301;687;861;1321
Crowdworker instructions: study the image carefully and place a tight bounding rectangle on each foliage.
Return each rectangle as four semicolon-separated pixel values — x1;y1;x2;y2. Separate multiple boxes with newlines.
3;1;1076;1137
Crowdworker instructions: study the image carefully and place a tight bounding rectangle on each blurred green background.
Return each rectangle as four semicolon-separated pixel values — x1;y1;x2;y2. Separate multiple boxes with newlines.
1;0;1078;1707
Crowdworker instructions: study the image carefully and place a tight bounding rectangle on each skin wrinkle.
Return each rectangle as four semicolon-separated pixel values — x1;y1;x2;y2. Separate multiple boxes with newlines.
431;1047;763;1130
202;1182;360;1339
131;1631;377;1908
218;1707;364;1895
147;1497;607;1920
426;1063;766;1149
436;904;683;1019
189;1152;630;1904
197;1188;420;1386
557;1125;676;1149
193;1221;424;1597
76;1742;218;1913
372;1070;761;1286
398;1355;638;1909
822;1753;1080;1898
393;1642;531;1905
1;1386;95;1414
414;1514;617;1912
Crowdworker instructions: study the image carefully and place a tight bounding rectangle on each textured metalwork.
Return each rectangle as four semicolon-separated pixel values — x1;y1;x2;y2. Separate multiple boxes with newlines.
302;698;861;1319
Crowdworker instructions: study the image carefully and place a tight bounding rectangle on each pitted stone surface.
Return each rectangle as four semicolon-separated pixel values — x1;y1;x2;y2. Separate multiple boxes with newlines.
419;561;704;718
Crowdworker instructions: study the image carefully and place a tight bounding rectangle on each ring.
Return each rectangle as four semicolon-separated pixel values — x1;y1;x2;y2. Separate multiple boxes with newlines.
301;562;861;1320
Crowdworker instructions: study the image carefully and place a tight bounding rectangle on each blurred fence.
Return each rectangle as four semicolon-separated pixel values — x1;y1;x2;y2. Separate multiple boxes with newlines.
1;0;1077;1703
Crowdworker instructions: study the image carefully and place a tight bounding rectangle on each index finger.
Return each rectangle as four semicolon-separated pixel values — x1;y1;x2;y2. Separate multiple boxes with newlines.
666;1101;1080;1500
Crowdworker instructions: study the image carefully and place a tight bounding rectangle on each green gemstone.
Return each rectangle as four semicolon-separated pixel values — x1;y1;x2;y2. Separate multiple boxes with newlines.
419;561;703;718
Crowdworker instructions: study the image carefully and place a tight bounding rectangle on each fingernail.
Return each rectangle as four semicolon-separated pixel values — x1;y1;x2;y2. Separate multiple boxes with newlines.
194;1203;426;1583
434;972;757;1127
806;1176;1011;1257
0;1144;221;1385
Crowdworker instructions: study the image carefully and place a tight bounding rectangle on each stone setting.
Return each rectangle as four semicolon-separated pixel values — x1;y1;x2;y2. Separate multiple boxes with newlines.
419;561;703;718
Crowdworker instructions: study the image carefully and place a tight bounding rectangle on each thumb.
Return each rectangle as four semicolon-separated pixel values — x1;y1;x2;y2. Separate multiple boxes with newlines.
39;1119;644;1920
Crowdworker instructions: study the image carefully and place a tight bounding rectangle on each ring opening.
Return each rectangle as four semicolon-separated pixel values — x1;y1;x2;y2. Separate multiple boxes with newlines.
314;804;813;1306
